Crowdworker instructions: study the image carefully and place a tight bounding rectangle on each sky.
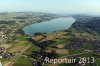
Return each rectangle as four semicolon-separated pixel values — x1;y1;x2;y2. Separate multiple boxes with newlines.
0;0;100;14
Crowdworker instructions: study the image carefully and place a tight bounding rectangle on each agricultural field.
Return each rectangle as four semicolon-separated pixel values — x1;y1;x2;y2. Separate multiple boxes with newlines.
0;34;38;66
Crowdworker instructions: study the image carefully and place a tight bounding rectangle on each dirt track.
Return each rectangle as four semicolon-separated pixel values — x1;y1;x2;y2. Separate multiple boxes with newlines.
20;45;31;54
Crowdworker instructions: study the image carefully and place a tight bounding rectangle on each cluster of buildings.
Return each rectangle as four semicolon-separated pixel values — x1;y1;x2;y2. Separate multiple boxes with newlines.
0;47;13;59
66;38;100;53
0;31;8;44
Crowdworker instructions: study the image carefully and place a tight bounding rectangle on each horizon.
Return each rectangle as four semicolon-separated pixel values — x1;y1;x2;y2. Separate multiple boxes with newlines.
0;0;100;15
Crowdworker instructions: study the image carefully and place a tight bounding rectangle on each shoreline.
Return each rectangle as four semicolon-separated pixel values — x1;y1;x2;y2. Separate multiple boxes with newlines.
22;17;75;36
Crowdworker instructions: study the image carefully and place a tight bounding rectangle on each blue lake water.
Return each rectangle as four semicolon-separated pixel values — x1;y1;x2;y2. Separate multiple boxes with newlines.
23;17;75;35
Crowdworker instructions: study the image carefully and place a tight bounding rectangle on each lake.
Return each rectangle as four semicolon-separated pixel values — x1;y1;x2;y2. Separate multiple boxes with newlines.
23;17;75;35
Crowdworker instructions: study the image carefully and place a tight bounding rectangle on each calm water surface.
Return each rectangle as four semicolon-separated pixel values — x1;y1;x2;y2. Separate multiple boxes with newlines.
23;17;75;35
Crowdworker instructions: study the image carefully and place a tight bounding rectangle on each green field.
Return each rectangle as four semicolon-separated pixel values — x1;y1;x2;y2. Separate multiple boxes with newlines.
13;56;32;66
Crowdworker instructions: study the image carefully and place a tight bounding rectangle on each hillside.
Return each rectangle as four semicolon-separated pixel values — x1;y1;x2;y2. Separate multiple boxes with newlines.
71;15;100;35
